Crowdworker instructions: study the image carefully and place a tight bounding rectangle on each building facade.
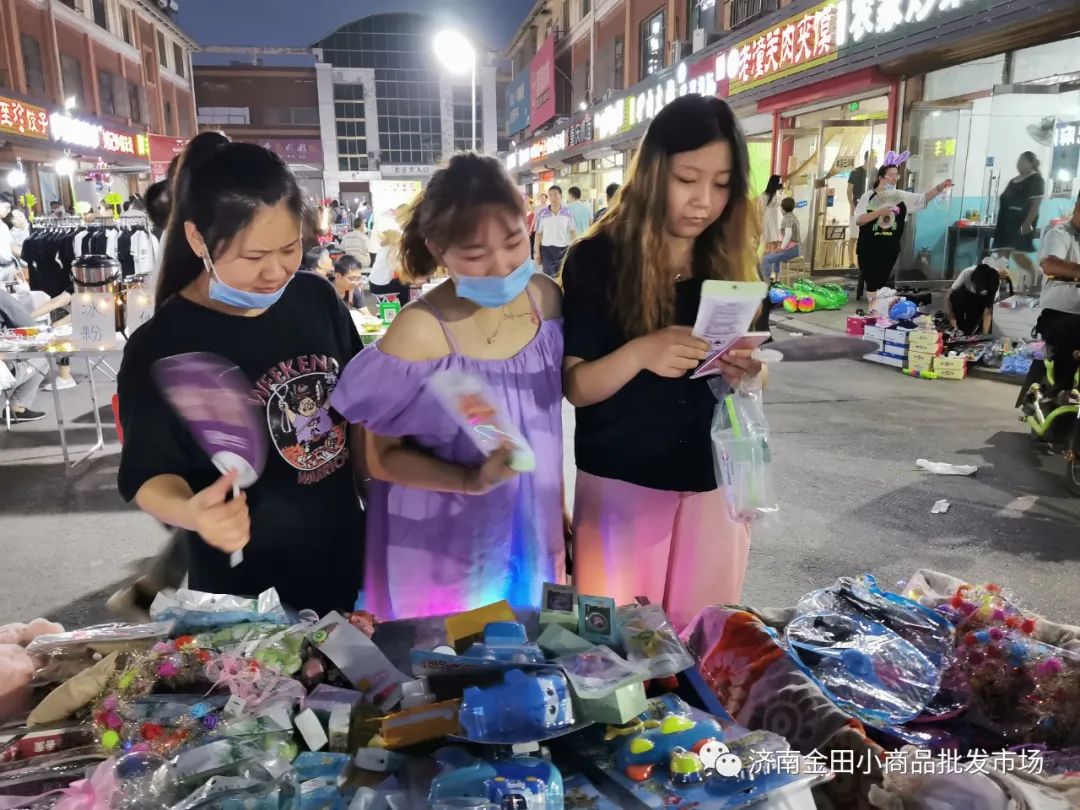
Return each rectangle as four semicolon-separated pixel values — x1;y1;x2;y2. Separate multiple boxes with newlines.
194;65;324;199
312;11;499;206
0;0;197;211
503;0;1080;279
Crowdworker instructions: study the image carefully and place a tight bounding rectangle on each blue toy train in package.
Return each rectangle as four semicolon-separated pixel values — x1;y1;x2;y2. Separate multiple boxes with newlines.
459;669;576;744
463;621;545;664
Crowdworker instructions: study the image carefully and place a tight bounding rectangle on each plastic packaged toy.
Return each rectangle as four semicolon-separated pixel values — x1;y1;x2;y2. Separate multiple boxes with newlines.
615;604;694;679
458;669;576;744
796;574;955;669
784;612;941;727
615;703;726;782
463;622;545;664
429;753;564;809
554;645;642;699
149;588;288;631
427;370;536;472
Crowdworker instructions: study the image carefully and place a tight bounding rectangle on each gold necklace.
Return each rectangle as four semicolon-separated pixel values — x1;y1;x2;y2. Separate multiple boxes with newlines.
477;304;509;344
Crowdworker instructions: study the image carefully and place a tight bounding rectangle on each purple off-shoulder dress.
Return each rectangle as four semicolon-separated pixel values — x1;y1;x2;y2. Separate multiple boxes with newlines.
329;302;565;620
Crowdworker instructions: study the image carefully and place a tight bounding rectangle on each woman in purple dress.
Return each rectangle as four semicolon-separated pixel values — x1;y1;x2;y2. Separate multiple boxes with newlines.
330;154;565;619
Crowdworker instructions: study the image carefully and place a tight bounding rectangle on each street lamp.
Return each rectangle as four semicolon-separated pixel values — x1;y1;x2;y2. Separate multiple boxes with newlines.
433;29;477;152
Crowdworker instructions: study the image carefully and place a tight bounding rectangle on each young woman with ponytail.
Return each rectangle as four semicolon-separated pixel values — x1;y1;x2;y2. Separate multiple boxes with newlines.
115;132;365;615
330;152;565;620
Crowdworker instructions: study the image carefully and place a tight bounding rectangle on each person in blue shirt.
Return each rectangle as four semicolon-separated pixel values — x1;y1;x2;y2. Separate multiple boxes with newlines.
567;186;592;235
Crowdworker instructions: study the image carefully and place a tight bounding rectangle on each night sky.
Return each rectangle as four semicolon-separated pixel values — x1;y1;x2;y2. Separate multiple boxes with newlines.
178;0;537;59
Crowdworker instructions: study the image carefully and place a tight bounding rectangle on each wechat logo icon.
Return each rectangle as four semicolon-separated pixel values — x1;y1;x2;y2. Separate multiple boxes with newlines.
698;740;743;778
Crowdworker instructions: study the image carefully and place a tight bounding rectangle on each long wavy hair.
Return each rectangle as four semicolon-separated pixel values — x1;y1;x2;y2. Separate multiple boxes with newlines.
591;94;759;338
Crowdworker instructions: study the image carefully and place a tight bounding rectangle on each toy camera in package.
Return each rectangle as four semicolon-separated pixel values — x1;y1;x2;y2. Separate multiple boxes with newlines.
426;370;536;472
458;669;576;743
710;378;778;523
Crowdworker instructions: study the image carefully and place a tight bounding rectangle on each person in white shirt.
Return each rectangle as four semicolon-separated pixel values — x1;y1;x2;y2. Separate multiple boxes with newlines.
1036;191;1080;398
368;229;410;308
533;185;576;278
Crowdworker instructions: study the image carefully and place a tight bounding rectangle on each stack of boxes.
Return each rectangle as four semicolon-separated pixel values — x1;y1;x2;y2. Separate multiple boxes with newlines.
863;324;912;368
907;329;943;374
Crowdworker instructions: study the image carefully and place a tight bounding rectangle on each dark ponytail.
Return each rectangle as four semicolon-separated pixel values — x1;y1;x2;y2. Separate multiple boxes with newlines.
155;131;308;309
399;152;524;282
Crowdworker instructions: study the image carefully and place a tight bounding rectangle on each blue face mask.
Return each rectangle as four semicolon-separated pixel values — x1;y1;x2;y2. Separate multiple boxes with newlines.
205;255;292;310
454;257;535;309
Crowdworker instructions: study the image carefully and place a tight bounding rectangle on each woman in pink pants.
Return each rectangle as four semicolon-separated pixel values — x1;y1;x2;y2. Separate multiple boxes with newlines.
562;95;762;630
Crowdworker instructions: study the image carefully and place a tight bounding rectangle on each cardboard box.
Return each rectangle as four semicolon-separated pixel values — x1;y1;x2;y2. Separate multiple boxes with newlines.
573;681;648;725
884;327;912;345
445;601;516;654
865;353;905;368
934;355;967;380
379;699;461;749
909;330;944;355
907;351;936;373
846;316;873;336
864;325;887;342
882;342;908;359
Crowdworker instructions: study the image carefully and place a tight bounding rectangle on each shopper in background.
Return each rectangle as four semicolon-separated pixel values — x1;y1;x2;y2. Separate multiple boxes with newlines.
332;254;365;309
562;95;763;630
533;185;576;278
0;290;48;422
8;209;30;259
594;182;620;223
1035;190;1080;401
528;192;548;256
0;194;16;285
566;186;592;236
330;152;565;620
994;151;1045;291
340;217;372;270
301;245;334;280
855;164;952;295
368;228;411;307
761;197;801;283
759;174;784;251
116;132;365;616
847;150;876;271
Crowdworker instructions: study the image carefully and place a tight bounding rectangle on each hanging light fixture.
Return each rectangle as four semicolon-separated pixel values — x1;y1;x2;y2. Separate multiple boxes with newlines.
55;155;76;177
6;159;26;188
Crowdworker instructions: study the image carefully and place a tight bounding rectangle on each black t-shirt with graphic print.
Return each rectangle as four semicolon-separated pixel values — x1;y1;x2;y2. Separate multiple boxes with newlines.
118;272;365;616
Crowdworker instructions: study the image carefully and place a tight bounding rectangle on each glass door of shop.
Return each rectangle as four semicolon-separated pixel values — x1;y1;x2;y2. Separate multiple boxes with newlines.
811;120;888;273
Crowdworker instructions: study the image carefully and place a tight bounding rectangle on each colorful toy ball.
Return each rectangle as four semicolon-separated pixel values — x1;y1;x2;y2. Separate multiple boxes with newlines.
782;296;799;313
769;286;790;305
797;296;815;313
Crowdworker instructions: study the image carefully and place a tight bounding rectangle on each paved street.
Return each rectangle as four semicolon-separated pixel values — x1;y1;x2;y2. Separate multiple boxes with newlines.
1;331;1078;628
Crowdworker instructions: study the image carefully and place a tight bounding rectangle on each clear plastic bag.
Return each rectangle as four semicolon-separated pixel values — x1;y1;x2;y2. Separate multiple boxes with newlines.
615;604;694;679
554;645;644;699
710;378;778;523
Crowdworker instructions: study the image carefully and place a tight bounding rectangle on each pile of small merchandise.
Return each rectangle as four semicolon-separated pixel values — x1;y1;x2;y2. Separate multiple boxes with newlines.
0;572;1076;809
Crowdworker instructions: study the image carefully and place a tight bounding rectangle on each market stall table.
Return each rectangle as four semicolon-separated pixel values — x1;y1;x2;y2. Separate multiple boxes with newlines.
0;339;124;474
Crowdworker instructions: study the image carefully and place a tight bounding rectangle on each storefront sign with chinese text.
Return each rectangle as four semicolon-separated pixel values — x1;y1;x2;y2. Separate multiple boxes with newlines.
149;134;188;181
726;0;840;94
381;164;437;178
0;96;50;140
838;0;985;46
529;130;568;163
256;139;323;164
50;112;147;158
568;114;593;149
530;35;556;131
506;70;531;136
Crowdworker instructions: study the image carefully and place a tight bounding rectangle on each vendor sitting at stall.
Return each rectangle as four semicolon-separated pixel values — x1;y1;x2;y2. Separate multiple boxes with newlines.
945;258;1008;336
0;290;50;422
1036;189;1080;401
